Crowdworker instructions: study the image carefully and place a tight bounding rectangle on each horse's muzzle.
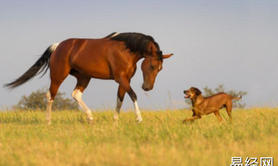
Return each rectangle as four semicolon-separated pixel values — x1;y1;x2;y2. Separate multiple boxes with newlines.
142;83;152;91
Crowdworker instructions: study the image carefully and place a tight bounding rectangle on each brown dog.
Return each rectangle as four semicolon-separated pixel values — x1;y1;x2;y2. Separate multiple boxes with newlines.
183;87;241;123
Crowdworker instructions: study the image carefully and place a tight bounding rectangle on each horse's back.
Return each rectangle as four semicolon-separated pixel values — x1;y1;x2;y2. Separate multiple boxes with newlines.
51;38;125;79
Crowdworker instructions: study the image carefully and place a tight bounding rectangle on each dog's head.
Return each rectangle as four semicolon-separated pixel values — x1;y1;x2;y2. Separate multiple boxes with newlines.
184;87;202;99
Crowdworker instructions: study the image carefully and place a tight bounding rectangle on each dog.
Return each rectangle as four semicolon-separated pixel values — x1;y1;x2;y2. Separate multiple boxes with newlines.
183;87;241;123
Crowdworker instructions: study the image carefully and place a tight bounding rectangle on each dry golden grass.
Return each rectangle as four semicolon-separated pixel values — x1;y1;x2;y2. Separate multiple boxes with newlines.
0;108;277;166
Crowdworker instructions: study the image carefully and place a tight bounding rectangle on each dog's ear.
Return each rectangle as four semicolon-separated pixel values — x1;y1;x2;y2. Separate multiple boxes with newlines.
194;88;202;96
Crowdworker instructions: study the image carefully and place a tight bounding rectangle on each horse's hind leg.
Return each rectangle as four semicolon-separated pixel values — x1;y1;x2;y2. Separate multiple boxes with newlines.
46;72;69;125
71;73;92;123
46;57;71;125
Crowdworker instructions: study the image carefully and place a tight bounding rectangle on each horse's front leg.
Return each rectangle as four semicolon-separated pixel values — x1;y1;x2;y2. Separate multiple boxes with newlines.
117;78;143;123
114;85;126;121
127;87;143;123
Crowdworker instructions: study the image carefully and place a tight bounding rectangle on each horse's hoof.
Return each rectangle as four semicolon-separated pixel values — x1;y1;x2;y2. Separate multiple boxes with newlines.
113;120;119;127
87;117;94;125
136;117;143;123
113;115;119;121
113;117;119;126
88;120;93;125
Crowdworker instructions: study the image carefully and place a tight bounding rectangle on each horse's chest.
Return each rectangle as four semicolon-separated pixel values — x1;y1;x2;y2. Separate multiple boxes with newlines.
127;66;137;77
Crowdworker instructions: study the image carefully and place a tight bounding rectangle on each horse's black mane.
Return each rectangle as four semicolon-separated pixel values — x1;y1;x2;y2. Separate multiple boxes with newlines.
108;32;162;58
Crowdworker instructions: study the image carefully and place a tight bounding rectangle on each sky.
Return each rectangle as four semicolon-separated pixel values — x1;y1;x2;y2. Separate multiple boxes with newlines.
0;0;278;110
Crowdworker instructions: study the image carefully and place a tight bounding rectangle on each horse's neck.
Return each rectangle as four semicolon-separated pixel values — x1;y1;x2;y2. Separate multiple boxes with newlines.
132;53;144;64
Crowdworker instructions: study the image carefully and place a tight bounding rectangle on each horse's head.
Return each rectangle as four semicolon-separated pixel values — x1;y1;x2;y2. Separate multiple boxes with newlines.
141;53;173;91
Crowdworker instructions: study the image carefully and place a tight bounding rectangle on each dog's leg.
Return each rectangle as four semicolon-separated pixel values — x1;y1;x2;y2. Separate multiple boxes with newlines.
214;111;223;122
225;101;233;122
183;115;201;123
192;109;196;116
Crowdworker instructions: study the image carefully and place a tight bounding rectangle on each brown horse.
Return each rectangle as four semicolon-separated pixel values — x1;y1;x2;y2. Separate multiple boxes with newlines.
5;32;173;124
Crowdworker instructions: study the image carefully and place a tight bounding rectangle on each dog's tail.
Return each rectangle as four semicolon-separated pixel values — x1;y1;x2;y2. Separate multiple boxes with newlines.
232;95;242;101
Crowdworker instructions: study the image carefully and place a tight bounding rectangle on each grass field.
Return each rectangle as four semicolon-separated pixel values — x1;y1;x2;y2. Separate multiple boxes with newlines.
0;108;277;166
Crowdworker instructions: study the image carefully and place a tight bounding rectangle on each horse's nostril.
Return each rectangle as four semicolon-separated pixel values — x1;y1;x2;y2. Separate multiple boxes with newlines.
145;87;151;91
142;84;152;91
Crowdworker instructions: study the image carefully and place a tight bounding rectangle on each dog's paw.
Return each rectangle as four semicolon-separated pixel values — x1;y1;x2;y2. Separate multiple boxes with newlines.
183;119;193;124
182;119;189;124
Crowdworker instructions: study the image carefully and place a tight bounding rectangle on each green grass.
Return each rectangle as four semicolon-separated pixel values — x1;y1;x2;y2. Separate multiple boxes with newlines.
0;108;277;166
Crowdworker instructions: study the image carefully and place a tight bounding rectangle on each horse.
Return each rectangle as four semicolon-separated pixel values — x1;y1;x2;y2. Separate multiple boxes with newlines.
5;32;173;124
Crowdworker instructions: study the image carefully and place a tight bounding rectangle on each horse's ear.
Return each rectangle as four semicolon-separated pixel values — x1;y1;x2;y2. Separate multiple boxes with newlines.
163;53;173;59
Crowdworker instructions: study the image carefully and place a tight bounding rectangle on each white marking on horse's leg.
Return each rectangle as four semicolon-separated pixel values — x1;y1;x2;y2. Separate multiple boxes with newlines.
114;97;122;120
72;89;93;121
133;100;143;123
46;90;53;125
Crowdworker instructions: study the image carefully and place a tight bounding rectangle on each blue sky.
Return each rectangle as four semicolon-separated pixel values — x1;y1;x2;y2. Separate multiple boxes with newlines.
0;0;278;109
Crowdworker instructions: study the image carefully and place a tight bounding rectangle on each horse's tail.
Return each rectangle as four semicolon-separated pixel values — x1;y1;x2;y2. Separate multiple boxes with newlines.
4;43;59;89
